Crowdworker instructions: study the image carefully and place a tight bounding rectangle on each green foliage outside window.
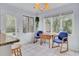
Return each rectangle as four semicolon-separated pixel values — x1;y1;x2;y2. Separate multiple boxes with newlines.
45;18;51;32
63;18;72;34
53;17;60;33
6;15;15;34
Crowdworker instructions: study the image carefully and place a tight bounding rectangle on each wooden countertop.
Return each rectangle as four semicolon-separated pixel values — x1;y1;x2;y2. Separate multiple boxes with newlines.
0;39;20;46
0;33;20;46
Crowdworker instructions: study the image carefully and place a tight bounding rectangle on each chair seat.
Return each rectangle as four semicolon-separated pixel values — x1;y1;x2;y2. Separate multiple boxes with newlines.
35;36;40;39
11;43;22;49
53;38;62;44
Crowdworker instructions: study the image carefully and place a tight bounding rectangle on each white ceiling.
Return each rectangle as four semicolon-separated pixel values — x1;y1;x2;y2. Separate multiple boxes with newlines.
9;3;67;15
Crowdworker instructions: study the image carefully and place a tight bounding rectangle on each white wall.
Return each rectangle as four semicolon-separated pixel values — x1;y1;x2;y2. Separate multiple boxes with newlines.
16;33;34;44
70;5;79;51
38;4;79;51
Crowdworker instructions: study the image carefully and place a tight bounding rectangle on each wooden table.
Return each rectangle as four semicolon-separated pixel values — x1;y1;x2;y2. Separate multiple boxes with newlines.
40;34;54;48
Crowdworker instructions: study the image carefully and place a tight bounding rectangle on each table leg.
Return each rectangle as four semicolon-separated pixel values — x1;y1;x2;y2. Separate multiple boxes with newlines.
49;39;50;48
40;39;42;45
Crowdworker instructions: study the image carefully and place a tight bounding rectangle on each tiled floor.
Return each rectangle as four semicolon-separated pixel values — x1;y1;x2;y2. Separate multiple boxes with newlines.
21;42;79;56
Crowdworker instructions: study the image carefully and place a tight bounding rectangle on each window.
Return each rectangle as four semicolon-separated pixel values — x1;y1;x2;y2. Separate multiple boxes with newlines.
52;16;60;33
45;17;51;33
44;13;73;34
23;16;29;33
6;15;16;35
52;14;72;34
23;16;34;33
29;17;34;32
62;14;72;34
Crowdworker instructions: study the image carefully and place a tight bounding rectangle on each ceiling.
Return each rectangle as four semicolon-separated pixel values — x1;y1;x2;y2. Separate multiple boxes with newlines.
9;3;67;15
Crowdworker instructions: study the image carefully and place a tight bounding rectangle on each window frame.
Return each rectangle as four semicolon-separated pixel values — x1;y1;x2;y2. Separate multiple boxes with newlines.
23;16;29;33
44;17;51;33
5;14;16;35
28;17;34;32
44;13;73;34
23;16;34;33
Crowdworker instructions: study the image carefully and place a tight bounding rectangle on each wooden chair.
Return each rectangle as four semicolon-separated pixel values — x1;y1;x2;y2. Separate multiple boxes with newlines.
52;31;68;53
12;44;22;56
